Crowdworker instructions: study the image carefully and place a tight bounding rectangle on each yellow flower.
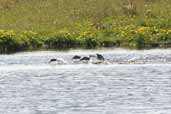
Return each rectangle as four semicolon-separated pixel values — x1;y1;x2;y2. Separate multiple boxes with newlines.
0;30;15;36
168;29;171;33
0;30;5;33
160;29;167;33
137;27;147;33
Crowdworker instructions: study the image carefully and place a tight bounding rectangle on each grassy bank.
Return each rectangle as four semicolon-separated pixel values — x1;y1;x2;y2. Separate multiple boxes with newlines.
0;0;171;53
0;26;171;53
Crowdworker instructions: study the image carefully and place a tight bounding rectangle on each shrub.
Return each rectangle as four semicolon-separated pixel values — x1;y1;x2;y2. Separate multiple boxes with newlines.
44;30;78;49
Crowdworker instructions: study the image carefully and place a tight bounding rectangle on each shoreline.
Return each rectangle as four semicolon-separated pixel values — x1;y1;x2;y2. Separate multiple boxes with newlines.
1;47;171;55
1;44;171;54
0;27;171;54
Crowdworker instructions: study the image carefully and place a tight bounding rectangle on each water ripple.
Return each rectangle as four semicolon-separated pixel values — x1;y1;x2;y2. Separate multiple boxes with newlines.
0;49;171;114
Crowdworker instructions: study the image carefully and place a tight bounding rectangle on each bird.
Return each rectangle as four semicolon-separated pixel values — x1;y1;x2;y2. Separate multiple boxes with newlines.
49;58;57;63
49;58;67;64
72;55;81;60
96;53;105;61
80;56;90;61
71;53;105;64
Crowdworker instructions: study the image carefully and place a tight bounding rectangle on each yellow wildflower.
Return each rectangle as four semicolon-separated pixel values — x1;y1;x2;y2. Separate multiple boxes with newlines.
160;29;167;33
137;27;147;33
168;29;171;33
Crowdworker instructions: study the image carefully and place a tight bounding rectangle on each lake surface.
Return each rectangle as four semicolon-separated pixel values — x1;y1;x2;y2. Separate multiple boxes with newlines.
0;49;171;114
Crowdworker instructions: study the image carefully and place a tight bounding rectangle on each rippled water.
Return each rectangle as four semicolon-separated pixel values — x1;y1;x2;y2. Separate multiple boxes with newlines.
0;49;171;114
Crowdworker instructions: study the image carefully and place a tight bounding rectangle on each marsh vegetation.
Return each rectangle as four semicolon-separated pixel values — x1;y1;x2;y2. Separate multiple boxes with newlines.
0;0;171;53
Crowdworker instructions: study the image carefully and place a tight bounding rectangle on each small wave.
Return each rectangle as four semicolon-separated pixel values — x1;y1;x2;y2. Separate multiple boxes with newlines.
0;63;171;72
1;49;171;67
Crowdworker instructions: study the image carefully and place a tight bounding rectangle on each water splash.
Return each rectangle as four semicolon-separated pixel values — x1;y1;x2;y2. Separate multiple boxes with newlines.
0;48;171;66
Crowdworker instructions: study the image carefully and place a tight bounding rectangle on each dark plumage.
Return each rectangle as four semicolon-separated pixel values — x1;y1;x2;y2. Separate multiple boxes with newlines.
96;53;105;61
80;56;90;61
49;58;57;63
72;55;81;60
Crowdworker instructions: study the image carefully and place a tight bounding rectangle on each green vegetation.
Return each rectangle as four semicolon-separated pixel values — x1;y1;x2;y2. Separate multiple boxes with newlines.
0;0;171;53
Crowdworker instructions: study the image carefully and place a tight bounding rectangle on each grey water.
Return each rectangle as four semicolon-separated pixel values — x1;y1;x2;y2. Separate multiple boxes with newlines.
0;49;171;114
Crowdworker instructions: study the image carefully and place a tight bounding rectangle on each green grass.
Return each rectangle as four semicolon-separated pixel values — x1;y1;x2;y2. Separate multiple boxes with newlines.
0;0;171;53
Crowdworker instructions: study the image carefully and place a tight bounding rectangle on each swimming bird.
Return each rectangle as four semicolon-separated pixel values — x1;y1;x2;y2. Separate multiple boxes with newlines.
72;55;82;63
70;53;106;64
49;58;57;63
72;55;81;60
88;54;105;64
80;56;90;61
96;53;105;61
49;58;66;64
79;56;90;64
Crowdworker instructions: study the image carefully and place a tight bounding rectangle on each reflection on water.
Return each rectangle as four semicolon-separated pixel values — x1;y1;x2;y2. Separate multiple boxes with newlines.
0;49;171;114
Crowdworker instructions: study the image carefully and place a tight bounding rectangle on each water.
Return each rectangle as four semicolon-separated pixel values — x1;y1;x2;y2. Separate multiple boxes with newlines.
0;49;171;114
